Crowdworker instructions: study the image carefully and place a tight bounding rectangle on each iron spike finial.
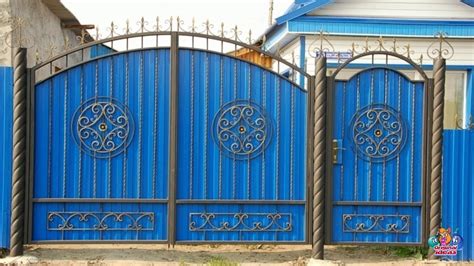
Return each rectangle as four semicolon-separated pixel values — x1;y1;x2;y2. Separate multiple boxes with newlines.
64;35;70;50
392;38;398;53
125;19;130;34
405;44;411;59
95;26;100;41
155;17;159;32
191;17;196;33
78;28;87;44
220;22;225;38
233;25;239;41
35;48;40;64
427;32;454;60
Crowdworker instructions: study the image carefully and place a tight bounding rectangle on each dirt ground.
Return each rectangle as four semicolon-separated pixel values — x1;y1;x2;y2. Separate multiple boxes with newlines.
1;244;471;265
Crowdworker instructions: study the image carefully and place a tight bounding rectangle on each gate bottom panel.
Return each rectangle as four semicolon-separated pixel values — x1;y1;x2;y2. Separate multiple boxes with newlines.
176;204;305;242
331;205;422;244
32;202;167;241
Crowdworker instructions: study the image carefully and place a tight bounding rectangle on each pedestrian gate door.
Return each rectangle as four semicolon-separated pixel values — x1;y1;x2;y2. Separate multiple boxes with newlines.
28;30;312;243
326;52;430;245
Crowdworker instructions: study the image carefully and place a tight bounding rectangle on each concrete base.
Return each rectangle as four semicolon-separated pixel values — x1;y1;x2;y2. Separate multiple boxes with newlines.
0;255;39;265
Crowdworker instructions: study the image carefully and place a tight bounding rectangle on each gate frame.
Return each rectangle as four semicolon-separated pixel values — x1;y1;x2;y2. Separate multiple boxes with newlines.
15;24;316;253
322;50;436;247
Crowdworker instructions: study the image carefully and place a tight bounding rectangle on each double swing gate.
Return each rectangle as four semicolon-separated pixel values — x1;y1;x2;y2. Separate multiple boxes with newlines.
8;19;448;257
26;29;311;244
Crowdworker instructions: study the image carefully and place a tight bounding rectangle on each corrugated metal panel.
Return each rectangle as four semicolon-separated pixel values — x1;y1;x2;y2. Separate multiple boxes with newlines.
331;68;424;244
0;67;13;249
32;49;170;241
288;18;474;37
442;130;474;261
176;49;307;241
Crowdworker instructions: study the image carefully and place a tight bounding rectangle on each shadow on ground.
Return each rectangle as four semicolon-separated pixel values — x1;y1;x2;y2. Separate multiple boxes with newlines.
10;244;421;265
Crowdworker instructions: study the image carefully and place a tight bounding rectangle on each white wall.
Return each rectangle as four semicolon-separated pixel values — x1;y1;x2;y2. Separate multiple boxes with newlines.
309;0;474;20
0;0;11;66
9;0;82;69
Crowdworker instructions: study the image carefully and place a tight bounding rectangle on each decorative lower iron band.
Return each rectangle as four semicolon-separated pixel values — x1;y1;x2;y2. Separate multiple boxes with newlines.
342;214;410;233
189;213;292;232
47;212;154;231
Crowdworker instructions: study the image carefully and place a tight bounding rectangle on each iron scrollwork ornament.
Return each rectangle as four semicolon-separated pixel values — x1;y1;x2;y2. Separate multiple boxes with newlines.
350;104;406;162
342;214;410;233
72;97;134;158
212;100;272;160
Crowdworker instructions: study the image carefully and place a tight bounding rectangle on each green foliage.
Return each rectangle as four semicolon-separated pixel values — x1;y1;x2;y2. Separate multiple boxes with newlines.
389;246;428;259
207;256;238;266
0;248;7;258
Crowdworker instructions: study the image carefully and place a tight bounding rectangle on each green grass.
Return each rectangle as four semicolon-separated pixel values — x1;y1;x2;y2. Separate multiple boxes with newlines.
375;246;428;259
0;248;7;258
207;256;238;266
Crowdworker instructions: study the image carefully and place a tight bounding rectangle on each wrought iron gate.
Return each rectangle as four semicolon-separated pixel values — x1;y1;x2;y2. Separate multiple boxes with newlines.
325;51;432;245
25;22;312;244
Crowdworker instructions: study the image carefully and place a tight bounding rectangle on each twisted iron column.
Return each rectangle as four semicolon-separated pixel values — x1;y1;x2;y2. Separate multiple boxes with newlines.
312;56;327;259
9;48;27;257
428;58;445;259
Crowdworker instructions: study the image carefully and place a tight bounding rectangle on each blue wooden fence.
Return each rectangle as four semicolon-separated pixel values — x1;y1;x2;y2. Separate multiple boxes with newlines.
442;130;474;261
0;67;13;249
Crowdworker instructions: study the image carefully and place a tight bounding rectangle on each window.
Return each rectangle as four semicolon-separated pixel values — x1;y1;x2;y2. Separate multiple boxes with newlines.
444;72;467;129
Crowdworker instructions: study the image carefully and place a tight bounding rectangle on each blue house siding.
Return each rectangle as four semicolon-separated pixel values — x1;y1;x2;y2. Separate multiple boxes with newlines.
288;17;474;38
442;130;474;261
0;67;13;249
467;69;474;123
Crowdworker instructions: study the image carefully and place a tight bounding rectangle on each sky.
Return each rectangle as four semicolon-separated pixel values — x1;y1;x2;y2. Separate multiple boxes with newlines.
61;0;294;40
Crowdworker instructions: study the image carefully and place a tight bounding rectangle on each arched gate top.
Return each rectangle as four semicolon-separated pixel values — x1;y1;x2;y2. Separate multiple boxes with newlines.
330;50;430;83
32;19;312;85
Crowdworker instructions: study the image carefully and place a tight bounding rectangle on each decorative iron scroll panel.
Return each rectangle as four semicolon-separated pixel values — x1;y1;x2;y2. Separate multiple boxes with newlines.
32;50;171;241
30;47;308;243
175;49;307;242
330;68;425;244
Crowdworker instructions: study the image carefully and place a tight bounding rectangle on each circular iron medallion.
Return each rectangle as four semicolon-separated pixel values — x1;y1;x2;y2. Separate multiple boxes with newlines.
212;100;272;160
72;97;134;158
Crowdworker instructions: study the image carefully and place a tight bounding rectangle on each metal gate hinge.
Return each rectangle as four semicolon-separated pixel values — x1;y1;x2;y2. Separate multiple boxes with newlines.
332;139;345;164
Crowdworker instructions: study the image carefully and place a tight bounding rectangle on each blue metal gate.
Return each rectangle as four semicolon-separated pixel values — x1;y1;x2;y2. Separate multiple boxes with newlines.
326;54;430;245
28;30;311;243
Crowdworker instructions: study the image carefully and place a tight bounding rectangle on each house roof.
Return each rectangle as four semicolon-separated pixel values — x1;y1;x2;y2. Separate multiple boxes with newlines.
42;0;94;42
275;0;474;25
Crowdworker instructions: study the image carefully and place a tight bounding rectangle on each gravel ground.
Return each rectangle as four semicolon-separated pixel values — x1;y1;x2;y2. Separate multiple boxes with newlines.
0;244;471;265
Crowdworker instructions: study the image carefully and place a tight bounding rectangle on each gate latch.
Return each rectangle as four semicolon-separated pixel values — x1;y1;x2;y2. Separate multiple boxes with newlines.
332;139;345;164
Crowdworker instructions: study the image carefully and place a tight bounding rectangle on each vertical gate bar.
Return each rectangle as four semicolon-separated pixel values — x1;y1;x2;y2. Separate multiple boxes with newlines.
138;51;144;198
324;76;334;245
189;50;194;199
306;76;315;244
312;56;327;259
9;47;28;256
428;58;446;259
122;53;130;198
62;70;68;198
339;83;346;201
168;32;179;246
26;68;35;244
423;78;434;248
152;49;159;199
410;83;416;202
